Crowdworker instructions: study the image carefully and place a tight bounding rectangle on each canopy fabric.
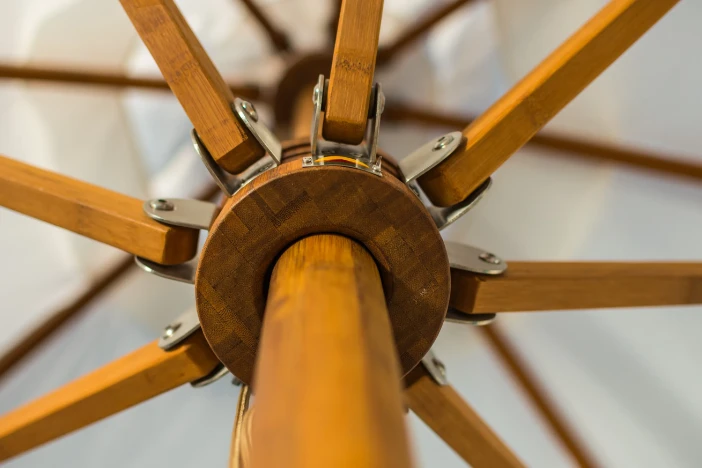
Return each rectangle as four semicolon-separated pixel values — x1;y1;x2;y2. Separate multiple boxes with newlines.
0;0;701;466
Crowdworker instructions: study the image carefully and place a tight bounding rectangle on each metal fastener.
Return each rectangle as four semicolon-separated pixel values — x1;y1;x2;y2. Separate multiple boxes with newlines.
241;101;258;122
479;252;502;265
163;322;181;339
312;86;321;106
433;135;455;151
150;199;174;211
432;357;446;378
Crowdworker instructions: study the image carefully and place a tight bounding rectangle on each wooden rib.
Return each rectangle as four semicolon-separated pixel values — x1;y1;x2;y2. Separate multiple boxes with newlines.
383;101;471;128
529;132;702;183
417;0;680;207
237;0;291;53
377;0;477;65
384;102;702;184
450;262;702;314
120;0;264;174
0;331;219;461
323;0;384;144
0;63;261;99
405;363;524;467
0;155;199;265
251;235;415;468
479;325;599;468
0;182;219;383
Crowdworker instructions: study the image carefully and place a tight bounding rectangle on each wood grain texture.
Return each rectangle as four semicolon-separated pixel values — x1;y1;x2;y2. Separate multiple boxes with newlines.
480;325;599;468
405;364;524;468
0;155;198;264
0;331;219;461
451;262;702;314
418;0;680;207
324;0;383;144
251;235;415;468
0;63;261;99
384;102;702;185
237;0;291;53
0;183;219;383
195;146;449;384
377;0;477;65
120;0;264;174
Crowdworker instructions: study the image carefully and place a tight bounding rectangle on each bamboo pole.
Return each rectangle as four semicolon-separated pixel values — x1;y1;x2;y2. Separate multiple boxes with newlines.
250;235;415;468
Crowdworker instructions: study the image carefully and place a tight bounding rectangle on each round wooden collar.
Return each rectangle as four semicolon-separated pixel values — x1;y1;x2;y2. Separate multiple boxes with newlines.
195;148;450;384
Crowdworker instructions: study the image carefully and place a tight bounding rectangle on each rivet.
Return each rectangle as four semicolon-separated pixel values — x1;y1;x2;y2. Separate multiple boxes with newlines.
241;101;258;122
479;252;501;265
432;357;446;378
163;322;181;339
433;135;455;151
150;199;174;211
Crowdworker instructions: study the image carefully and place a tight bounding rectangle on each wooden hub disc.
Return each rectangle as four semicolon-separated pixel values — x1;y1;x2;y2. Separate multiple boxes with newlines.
195;152;450;384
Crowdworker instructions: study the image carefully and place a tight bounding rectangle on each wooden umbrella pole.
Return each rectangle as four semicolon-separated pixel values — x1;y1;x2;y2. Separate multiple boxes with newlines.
250;235;416;468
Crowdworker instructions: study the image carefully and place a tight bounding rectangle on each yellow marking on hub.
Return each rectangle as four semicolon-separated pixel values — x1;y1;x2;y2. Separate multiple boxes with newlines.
316;156;369;169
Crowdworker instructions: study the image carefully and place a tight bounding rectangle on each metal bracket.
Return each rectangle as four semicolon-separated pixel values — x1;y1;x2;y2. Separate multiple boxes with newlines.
138;198;210;283
445;242;507;275
135;256;196;284
191;364;230;388
421;350;448;386
158;308;202;350
193;130;278;198
400;132;491;231
304;74;384;176
445;307;496;326
158;308;230;387
443;242;505;326
192;98;280;198
143;198;217;230
232;98;282;166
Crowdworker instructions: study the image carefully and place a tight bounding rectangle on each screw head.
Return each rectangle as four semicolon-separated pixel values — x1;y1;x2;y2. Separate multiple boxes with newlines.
150;199;174;211
479;252;501;265
313;86;321;106
241;101;258;122
163;322;181;339
302;156;313;165
431;357;446;378
433;135;455;151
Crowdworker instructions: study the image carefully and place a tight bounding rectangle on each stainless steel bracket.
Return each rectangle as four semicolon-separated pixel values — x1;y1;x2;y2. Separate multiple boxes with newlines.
445;307;496;326
139;197;215;284
303;74;384;176
400;132;492;231
158;308;201;350
143;198;218;230
445;242;507;275
192;130;278;198
191;364;230;388
158;308;230;388
192;98;280;198
134;256;196;284
442;241;506;327
421;349;448;386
